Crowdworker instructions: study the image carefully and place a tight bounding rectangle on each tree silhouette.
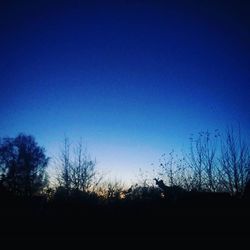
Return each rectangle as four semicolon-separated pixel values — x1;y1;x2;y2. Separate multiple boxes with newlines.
57;138;100;193
157;129;250;195
219;128;250;196
0;134;49;196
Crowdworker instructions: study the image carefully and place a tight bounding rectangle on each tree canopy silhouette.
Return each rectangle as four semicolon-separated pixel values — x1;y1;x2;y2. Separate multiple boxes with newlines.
0;134;49;196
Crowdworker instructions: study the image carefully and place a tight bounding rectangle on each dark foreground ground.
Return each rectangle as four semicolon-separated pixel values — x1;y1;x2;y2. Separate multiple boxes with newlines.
1;195;250;241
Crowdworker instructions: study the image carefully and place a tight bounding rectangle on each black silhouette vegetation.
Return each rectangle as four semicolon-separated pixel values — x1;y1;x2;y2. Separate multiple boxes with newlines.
0;132;249;239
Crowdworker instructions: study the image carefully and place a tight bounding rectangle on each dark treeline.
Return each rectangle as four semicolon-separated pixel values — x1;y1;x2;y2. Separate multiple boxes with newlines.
0;130;250;238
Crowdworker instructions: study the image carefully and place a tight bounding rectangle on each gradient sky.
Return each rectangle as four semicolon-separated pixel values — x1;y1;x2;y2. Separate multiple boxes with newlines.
0;0;250;182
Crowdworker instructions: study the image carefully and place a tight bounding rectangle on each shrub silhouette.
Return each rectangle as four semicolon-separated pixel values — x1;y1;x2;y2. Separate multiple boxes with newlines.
125;184;163;200
154;178;186;201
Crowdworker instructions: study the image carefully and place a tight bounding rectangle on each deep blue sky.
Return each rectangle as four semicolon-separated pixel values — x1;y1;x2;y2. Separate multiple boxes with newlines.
0;0;250;182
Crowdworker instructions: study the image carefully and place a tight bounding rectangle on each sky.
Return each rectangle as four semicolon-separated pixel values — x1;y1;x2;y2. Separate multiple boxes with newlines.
0;0;250;183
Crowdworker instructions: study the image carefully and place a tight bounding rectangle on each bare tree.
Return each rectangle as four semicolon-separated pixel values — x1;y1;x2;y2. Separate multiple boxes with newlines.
158;151;193;191
71;140;97;192
57;138;99;193
188;131;220;192
202;132;218;192
219;128;250;195
188;132;207;191
156;128;249;196
58;138;71;190
159;151;175;187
